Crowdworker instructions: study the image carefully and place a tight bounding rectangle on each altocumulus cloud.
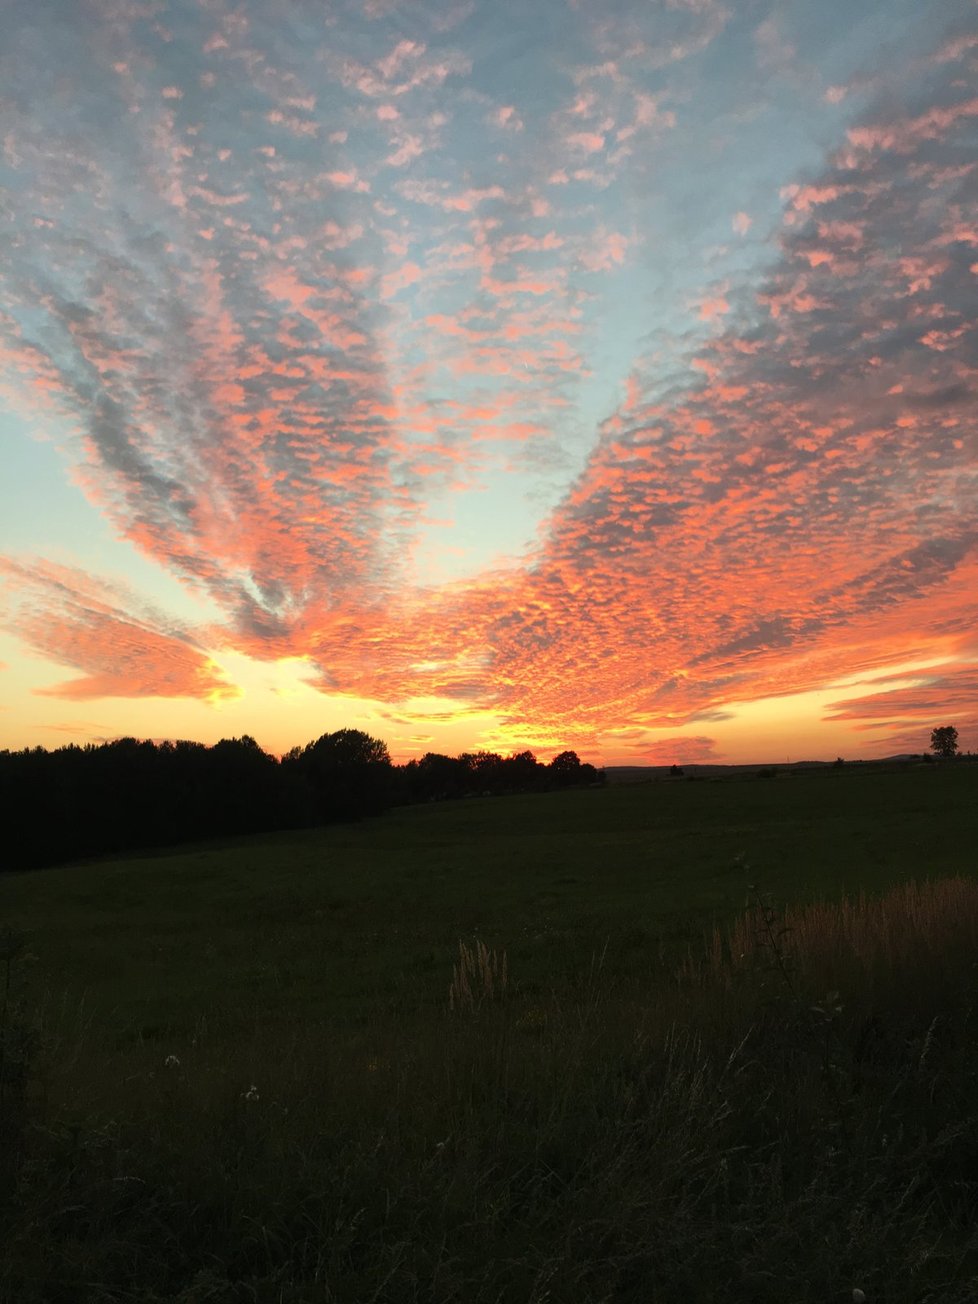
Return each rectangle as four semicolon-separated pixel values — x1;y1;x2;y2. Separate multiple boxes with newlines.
0;0;975;755
0;559;237;702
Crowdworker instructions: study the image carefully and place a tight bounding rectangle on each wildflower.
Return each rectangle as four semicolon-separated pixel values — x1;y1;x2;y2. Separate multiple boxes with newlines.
242;1084;259;1102
164;1054;181;1068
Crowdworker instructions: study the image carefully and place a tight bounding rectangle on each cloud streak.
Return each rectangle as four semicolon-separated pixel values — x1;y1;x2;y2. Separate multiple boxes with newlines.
0;559;236;702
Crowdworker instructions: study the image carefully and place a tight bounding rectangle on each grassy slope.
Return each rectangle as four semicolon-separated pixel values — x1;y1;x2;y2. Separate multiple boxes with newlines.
3;764;978;1302
1;764;975;1041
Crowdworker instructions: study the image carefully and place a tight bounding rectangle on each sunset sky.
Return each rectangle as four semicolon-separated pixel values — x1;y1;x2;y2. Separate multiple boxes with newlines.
1;0;976;766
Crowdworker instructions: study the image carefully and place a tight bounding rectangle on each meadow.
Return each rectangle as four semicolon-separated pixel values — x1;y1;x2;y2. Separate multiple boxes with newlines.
2;764;978;1302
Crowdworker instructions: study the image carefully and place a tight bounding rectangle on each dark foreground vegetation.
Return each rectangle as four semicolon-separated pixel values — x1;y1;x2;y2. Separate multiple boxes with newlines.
0;730;600;871
3;878;978;1302
1;770;978;1301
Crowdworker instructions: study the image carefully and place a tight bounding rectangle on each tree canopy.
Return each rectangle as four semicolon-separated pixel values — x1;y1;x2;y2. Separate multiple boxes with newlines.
930;725;959;759
1;730;603;872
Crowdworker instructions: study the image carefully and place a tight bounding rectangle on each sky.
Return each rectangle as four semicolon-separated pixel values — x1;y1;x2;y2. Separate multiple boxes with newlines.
1;0;976;767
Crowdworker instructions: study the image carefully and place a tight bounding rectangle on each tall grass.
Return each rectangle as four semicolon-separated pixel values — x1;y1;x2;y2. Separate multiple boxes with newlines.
702;876;978;993
4;878;978;1302
448;939;509;1011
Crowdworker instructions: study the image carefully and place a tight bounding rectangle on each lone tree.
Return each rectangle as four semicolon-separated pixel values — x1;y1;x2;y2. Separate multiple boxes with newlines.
930;725;959;759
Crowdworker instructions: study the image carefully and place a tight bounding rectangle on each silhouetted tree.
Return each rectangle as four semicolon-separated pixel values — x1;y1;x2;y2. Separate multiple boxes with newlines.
499;750;543;793
548;750;582;787
468;750;505;794
931;725;959;759
416;752;467;801
208;736;282;834
320;729;391;768
284;728;393;820
4;733;304;870
548;749;600;787
1;726;604;872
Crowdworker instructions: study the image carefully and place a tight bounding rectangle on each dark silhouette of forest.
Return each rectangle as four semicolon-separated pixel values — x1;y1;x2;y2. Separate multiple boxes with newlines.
0;731;602;871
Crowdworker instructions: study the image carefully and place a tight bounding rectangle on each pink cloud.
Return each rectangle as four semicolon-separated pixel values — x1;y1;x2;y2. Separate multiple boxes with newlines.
634;90;668;126
919;324;971;351
442;185;505;212
781;183;846;212
266;110;319;138
633;736;719;765
760;276;825;317
376;39;422;81
754;15;796;71
3;0;976;763
732;211;752;236
817;219;864;247
385;135;424;167
381;261;423;299
326;169;370;192
319;219;364;249
490;104;523;131
499;231;564;254
339;41;471;98
826;665;978;731
579;230;628;272
699;296;730;321
846;97;978;156
0;559;237;702
934;34;978;63
566;131;605;154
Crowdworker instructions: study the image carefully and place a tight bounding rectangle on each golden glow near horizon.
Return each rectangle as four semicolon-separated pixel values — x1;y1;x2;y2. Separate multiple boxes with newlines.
0;627;974;765
1;1;977;764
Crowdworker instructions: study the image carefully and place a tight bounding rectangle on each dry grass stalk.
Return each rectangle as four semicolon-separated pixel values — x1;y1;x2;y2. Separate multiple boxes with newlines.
695;876;978;994
449;940;508;1012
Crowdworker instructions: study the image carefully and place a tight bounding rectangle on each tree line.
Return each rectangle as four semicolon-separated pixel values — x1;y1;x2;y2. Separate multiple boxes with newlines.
0;731;603;872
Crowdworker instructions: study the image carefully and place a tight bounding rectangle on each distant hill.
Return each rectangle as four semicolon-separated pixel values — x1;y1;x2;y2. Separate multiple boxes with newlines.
602;757;930;784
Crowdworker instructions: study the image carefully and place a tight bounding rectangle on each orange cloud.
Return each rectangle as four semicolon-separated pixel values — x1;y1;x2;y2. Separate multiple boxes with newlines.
2;0;976;767
0;559;237;702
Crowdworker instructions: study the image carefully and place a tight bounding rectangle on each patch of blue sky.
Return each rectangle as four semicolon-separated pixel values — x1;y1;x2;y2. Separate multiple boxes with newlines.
0;408;223;628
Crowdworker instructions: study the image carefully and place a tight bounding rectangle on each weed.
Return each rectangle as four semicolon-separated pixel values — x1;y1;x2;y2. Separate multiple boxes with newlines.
448;939;508;1012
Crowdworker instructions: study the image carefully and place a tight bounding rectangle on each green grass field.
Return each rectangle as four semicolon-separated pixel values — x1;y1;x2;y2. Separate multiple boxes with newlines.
3;764;978;1302
3;764;975;1041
